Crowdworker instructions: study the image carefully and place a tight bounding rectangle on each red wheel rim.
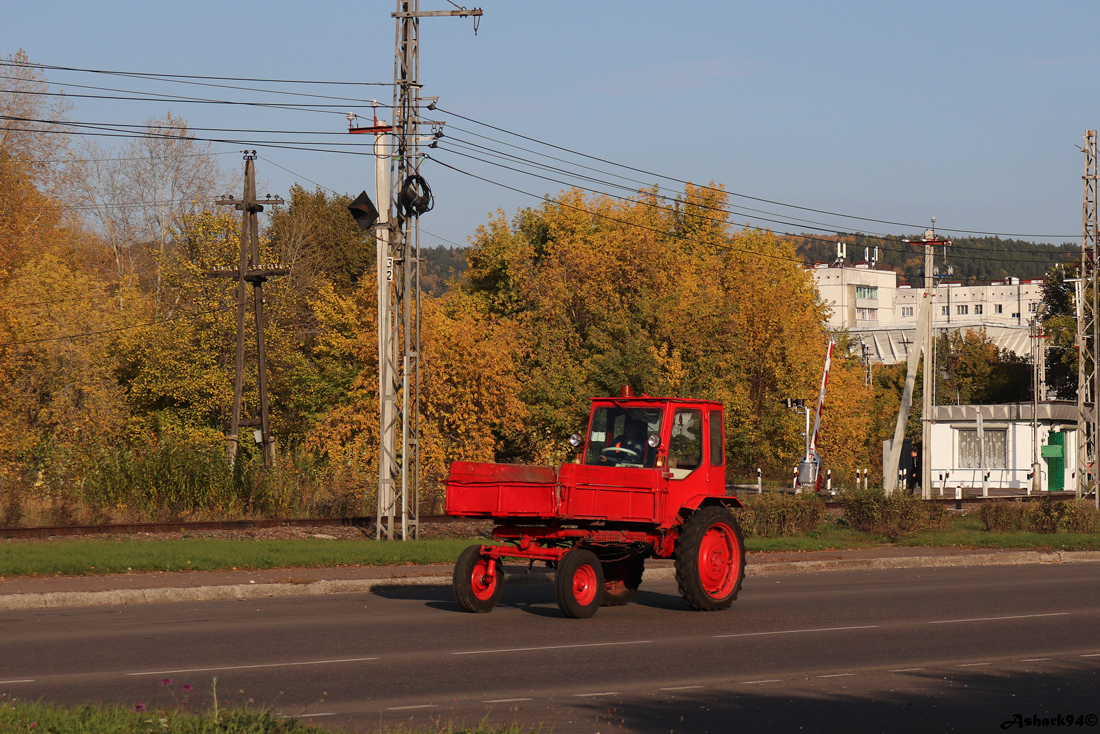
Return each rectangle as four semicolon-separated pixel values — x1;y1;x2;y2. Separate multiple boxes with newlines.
470;558;497;601
697;522;739;598
572;563;598;606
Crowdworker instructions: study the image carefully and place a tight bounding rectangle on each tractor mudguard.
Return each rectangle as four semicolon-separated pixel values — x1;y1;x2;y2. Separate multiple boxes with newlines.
680;494;744;514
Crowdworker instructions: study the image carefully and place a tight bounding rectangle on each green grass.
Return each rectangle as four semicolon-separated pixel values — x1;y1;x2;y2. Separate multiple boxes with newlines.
745;515;1100;553
897;514;1100;551
0;538;478;577
0;700;535;733
2;516;1099;579
0;701;325;733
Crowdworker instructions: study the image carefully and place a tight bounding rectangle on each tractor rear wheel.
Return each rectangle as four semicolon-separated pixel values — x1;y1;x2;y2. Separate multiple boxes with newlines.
601;555;645;606
674;505;746;611
453;544;503;613
555;549;604;618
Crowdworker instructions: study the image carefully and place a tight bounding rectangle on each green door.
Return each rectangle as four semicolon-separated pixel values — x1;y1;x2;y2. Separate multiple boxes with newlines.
1046;431;1065;492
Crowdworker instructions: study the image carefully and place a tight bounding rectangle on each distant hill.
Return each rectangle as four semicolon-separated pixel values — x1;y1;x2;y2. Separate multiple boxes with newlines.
420;245;467;295
790;232;1077;284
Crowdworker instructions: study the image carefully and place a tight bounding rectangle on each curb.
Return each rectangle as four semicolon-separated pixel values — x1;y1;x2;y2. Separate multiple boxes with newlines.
2;550;1098;612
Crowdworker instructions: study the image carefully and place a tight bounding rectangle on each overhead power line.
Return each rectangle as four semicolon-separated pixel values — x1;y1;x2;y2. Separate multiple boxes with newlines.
434;105;1078;241
426;153;1075;271
0;59;390;86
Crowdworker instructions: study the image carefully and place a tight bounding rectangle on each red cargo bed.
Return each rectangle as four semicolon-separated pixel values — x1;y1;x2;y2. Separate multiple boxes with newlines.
445;461;560;518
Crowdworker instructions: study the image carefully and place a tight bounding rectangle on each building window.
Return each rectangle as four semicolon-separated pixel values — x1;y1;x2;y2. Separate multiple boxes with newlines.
974;304;983;315
856;308;878;321
941;306;949;316
902;306;914;317
995;304;1003;314
1028;302;1038;313
958;429;1007;469
855;285;878;300
957;305;969;315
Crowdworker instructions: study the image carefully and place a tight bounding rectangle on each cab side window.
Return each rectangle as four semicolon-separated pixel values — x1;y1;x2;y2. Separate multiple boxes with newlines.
709;410;724;467
668;409;702;476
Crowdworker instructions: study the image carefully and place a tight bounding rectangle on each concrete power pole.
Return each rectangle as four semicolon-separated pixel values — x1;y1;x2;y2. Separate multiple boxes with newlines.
1078;130;1099;507
210;152;285;467
375;1;482;539
920;223;949;499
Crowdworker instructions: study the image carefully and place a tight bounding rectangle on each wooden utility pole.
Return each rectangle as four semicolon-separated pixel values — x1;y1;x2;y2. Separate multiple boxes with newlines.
210;152;286;467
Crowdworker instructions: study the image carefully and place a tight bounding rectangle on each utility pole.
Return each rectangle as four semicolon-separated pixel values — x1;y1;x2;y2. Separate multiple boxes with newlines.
919;222;949;499
372;1;482;539
210;152;286;467
1077;130;1099;507
1031;305;1048;496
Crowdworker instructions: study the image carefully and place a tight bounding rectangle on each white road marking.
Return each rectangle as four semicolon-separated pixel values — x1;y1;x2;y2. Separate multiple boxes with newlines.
454;640;651;656
280;713;336;719
715;625;879;638
817;673;855;678
127;657;377;676
1021;658;1050;662
928;612;1069;625
0;679;35;684
574;692;620;697
482;698;533;703
1080;653;1100;657
890;668;925;673
659;685;704;691
741;679;782;684
385;704;435;711
955;662;991;667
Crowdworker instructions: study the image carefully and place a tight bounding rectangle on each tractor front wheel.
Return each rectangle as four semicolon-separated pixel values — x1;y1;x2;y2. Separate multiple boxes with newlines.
555;549;604;618
674;505;746;611
453;544;503;613
601;555;645;606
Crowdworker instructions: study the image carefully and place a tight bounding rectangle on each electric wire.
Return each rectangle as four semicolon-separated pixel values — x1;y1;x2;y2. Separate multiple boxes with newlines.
4;59;1077;241
434;105;1078;241
430;145;1074;268
0;59;390;87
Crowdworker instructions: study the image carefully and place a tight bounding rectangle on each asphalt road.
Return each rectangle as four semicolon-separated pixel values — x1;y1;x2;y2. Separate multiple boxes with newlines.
2;563;1098;733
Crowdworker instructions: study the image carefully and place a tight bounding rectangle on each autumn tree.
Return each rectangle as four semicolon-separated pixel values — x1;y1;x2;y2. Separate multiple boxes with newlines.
459;185;844;476
72;113;230;300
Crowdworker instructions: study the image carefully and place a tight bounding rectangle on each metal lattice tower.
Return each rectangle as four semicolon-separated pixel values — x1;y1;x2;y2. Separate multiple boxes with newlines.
1077;130;1099;502
377;1;482;539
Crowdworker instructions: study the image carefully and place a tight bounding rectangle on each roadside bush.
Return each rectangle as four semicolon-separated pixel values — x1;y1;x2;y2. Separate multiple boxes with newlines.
978;497;1100;534
1061;500;1100;533
978;500;1028;532
1026;497;1066;534
838;487;946;540
735;491;827;538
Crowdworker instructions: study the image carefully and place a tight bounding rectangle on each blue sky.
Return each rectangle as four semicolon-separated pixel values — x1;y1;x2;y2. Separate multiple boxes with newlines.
3;1;1098;249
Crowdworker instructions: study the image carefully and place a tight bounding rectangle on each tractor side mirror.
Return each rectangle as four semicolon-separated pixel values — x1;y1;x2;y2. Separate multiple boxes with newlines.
568;434;583;448
647;433;661;449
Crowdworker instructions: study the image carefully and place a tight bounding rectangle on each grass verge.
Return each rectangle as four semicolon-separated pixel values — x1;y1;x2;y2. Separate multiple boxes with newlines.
0;538;477;577
2;516;1099;579
0;700;534;733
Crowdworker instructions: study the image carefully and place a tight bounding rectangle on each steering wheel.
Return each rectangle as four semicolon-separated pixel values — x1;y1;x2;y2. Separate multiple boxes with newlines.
601;446;639;460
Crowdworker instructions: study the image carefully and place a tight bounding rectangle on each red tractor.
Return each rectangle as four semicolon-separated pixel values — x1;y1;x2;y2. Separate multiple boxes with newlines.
445;388;746;618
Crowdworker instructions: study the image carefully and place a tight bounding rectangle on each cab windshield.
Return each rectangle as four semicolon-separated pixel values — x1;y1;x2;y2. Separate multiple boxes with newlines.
584;406;662;468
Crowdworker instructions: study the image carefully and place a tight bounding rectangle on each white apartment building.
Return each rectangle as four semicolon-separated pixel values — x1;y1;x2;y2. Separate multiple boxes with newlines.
810;261;1043;364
